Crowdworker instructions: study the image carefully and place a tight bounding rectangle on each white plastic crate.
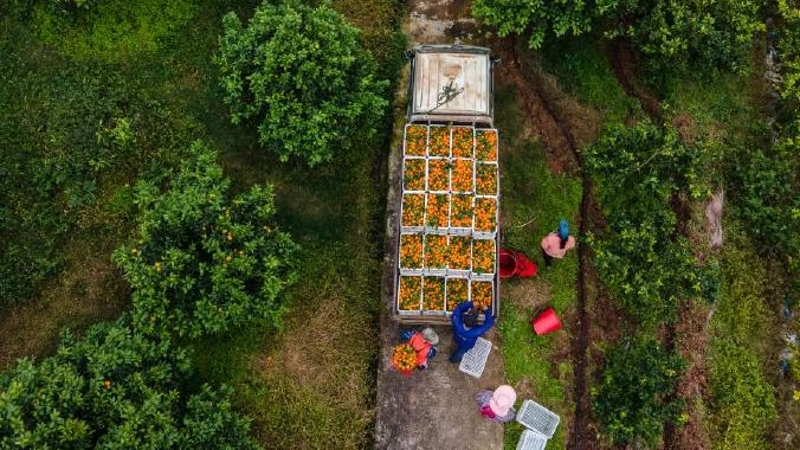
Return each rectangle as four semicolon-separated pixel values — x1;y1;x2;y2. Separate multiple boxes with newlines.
516;429;548;450
516;400;560;439
458;337;492;378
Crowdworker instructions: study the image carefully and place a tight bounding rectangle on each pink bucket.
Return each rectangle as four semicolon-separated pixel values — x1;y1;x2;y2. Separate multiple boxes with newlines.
532;307;562;335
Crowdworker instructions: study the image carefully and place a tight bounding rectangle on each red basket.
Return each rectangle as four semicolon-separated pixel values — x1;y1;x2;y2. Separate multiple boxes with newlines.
532;307;562;335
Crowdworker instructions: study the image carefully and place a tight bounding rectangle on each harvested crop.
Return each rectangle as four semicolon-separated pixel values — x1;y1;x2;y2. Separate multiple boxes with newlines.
474;197;497;232
402;194;425;227
423;277;445;311
405;125;427;156
476;163;497;195
403;158;425;191
471;281;492;309
446;278;468;311
399;276;422;310
476;129;498;161
428;159;449;191
451;194;473;227
472;239;495;274
424;235;448;269
452;127;473;158
451;159;473;192
425;194;449;228
392;343;417;371
400;234;423;269
429;126;450;156
448;236;471;270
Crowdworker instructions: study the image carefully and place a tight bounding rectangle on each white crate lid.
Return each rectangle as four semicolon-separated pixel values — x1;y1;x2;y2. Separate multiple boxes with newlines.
458;337;491;378
515;429;548;450
516;400;560;439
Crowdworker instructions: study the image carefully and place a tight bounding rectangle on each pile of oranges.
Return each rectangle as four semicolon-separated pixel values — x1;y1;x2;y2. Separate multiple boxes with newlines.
476;130;498;161
428;159;449;191
423;277;445;310
400;234;423;269
393;343;417;372
403;158;426;191
448;236;471;270
399;276;422;310
429;126;450;156
446;278;468;311
425;194;449;227
405;125;427;156
471;281;493;309
451;195;473;227
472;239;495;274
402;194;425;227
474;198;496;232
476;163;497;195
451;159;473;192
424;235;448;269
452;127;474;158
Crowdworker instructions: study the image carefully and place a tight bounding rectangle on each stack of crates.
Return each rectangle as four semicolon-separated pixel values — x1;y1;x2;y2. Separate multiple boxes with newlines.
515;400;560;450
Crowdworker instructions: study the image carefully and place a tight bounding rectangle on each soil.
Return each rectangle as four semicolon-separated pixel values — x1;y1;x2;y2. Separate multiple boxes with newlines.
608;38;662;122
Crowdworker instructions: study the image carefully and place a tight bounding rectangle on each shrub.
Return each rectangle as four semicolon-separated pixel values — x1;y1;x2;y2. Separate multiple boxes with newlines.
471;0;762;75
585;122;712;324
592;337;686;446
215;0;388;166
0;317;261;449
114;141;297;338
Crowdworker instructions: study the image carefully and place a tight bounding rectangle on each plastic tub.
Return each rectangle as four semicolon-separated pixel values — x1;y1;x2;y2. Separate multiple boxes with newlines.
532;307;562;335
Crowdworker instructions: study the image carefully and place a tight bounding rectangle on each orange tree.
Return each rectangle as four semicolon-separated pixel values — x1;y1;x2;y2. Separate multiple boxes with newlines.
215;0;388;166
113;141;297;338
0;316;261;449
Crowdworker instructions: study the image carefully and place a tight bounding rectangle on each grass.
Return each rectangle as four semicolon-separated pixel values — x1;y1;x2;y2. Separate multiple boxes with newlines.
541;36;642;127
707;229;778;449
494;85;581;450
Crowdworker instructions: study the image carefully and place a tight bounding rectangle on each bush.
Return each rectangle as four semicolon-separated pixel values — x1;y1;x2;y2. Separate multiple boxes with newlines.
0;317;261;449
585;122;712;325
114;141;297;338
472;0;762;75
215;0;388;166
592;337;686;446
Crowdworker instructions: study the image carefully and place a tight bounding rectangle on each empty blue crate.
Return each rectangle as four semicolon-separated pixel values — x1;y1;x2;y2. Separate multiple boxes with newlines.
458;337;491;378
516;400;560;439
516;429;548;450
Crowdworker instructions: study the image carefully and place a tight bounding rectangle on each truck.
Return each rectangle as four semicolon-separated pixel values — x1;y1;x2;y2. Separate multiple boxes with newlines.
395;44;500;324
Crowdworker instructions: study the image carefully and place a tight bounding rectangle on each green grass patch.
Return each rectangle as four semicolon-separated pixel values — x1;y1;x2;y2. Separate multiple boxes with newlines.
542;36;642;126
708;232;777;449
33;0;197;62
495;85;581;450
666;72;763;145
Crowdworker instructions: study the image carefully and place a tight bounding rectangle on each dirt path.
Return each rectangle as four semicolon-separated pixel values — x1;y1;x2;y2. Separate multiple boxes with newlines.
608;38;662;122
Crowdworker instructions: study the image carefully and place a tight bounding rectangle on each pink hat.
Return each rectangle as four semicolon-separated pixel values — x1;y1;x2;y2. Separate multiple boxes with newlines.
489;385;517;416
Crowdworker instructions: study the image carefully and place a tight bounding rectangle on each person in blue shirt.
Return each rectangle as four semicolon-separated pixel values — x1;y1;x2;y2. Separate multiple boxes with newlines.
450;301;494;363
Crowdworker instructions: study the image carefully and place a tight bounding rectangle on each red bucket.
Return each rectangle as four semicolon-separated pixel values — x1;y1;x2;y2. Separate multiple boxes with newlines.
532;307;562;335
499;249;517;279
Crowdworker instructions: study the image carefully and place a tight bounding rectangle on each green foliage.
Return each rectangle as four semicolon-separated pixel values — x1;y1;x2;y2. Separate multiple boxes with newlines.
215;0;389;166
0;317;261;449
33;0;196;62
706;237;777;449
777;1;800;107
0;21;198;310
708;341;777;450
591;337;686;446
728;124;800;271
472;0;762;75
114;142;297;338
585;122;712;325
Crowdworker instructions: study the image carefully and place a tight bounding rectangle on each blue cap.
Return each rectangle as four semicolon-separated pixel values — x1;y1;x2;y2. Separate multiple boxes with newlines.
558;220;569;240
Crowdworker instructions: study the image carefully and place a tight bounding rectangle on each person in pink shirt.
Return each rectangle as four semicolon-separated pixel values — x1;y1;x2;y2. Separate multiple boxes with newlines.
541;220;575;267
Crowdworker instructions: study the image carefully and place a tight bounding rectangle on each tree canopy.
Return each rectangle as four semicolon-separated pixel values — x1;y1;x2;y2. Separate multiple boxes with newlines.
472;0;763;74
215;0;388;166
0;318;261;450
114;141;297;338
